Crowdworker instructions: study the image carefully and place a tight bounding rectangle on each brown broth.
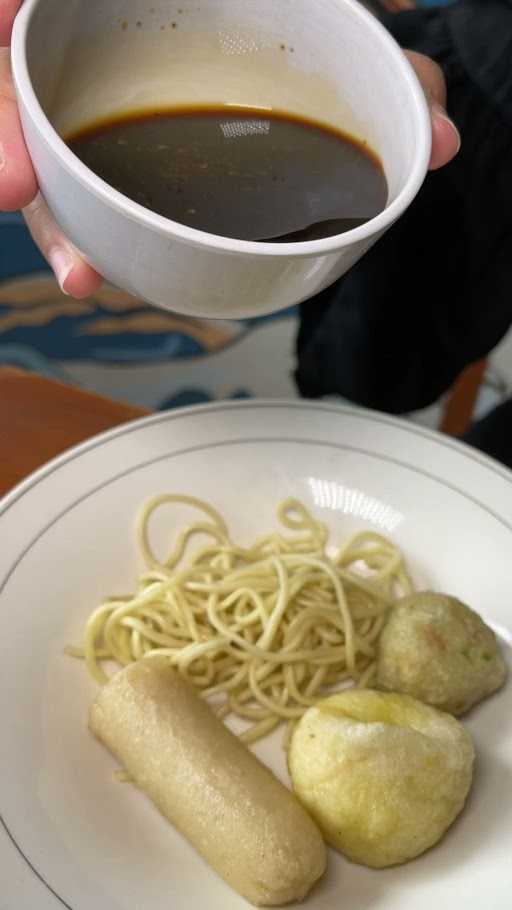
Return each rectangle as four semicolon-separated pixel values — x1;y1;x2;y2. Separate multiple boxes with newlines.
67;105;387;242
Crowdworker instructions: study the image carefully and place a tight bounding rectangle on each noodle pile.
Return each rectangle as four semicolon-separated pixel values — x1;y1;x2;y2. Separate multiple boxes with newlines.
68;495;412;743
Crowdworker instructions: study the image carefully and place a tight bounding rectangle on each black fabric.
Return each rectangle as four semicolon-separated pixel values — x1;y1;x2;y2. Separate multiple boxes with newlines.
448;1;512;124
462;397;512;469
296;1;512;416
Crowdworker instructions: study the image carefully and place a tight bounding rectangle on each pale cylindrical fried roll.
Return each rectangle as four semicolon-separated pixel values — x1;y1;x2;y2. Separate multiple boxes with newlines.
89;658;326;906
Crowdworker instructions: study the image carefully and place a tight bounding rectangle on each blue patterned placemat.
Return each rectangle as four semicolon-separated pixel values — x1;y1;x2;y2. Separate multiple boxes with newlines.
0;213;299;409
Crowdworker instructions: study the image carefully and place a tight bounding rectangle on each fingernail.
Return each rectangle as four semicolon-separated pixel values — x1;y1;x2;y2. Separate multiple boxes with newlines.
431;102;461;154
48;247;73;295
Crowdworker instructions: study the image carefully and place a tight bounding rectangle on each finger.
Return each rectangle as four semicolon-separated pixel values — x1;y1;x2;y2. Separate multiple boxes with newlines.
23;193;102;298
429;101;461;170
405;50;461;170
2;3;102;298
0;0;22;46
0;48;38;209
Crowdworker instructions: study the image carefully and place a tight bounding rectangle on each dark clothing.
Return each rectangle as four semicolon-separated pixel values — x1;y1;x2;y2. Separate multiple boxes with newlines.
296;1;512;417
463;397;512;469
449;1;512;123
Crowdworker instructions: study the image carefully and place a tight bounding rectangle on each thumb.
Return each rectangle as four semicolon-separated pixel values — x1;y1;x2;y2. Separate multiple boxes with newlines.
0;0;23;46
405;50;461;170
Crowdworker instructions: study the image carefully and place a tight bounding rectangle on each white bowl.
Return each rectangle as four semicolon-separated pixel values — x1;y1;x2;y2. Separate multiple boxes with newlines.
12;0;431;318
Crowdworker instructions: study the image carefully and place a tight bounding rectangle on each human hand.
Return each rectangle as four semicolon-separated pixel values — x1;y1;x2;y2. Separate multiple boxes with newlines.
0;0;101;297
404;50;461;170
375;5;462;169
1;3;459;299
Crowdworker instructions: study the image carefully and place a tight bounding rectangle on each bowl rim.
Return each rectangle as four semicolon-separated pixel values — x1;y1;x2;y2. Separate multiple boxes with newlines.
11;0;432;259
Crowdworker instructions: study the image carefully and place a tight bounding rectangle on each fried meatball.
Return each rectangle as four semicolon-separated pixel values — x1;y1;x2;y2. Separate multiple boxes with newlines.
376;592;507;715
289;690;474;868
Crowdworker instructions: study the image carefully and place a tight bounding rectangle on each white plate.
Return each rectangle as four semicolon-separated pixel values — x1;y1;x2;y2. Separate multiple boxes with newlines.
1;400;511;910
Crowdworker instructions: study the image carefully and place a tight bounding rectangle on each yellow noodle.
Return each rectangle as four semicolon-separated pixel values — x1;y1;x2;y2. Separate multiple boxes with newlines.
69;495;412;740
